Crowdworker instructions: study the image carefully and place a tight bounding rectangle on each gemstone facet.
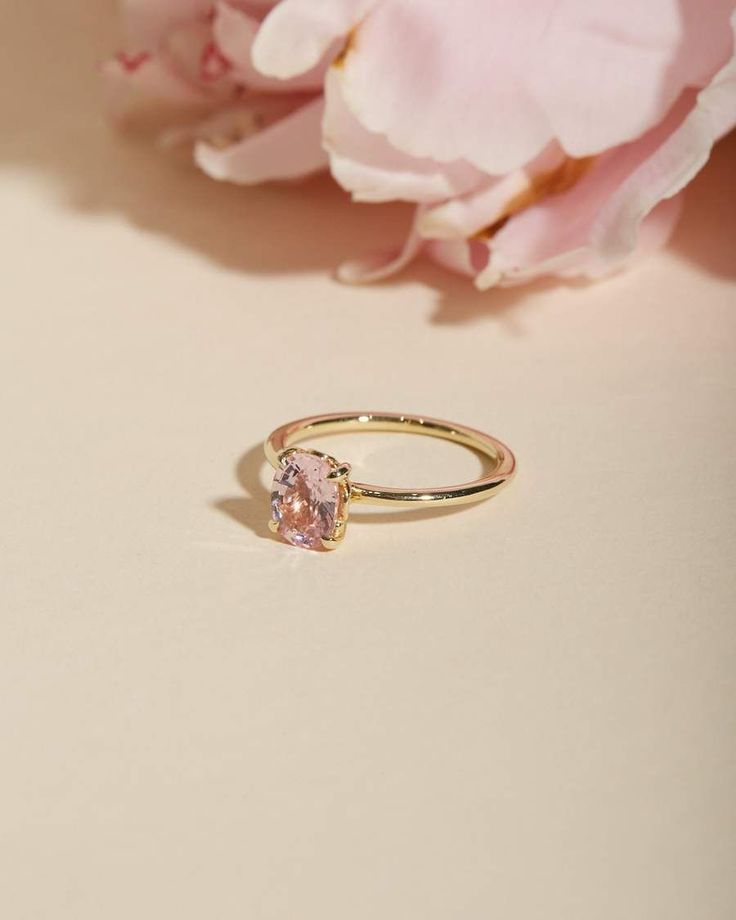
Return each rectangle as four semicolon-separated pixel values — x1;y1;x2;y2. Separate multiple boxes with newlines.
270;451;346;550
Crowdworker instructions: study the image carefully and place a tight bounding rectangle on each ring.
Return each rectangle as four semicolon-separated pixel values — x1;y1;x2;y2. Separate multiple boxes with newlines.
264;412;516;550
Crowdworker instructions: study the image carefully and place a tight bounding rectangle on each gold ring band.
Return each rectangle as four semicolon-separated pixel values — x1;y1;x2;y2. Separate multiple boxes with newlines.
265;412;516;550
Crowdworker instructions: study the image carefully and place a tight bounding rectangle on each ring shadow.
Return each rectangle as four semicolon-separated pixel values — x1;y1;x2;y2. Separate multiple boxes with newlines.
213;443;482;545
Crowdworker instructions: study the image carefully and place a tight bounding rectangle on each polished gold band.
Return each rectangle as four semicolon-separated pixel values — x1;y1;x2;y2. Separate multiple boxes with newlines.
265;411;516;509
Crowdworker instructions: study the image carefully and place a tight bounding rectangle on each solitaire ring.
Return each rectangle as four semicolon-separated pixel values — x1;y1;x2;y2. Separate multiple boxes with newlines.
265;412;516;550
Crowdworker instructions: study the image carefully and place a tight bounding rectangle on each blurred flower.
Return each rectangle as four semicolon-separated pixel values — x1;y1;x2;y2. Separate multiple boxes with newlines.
105;0;736;287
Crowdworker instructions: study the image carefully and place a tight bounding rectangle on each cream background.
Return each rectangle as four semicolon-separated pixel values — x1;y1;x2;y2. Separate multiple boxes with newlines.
1;3;735;919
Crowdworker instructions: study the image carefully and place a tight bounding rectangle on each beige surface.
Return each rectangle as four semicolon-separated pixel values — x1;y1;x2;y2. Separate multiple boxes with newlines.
2;3;735;919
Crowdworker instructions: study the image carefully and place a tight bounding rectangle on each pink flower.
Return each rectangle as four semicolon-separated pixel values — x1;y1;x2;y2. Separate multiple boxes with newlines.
105;0;736;287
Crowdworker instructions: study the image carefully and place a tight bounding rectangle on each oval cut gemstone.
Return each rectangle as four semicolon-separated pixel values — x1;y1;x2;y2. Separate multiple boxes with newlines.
270;451;343;550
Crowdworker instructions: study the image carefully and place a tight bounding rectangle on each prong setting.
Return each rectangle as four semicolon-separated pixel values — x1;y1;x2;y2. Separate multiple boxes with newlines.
326;462;351;481
321;518;347;549
278;447;299;468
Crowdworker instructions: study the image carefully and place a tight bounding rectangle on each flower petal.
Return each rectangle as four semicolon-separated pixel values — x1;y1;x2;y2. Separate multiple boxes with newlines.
418;143;568;239
338;0;736;174
474;17;736;291
323;71;484;203
194;97;328;183
530;0;736;156
425;239;482;277
252;0;376;80
213;2;327;92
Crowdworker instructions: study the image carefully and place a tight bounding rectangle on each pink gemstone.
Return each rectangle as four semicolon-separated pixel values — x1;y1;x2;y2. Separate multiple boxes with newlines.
270;451;344;550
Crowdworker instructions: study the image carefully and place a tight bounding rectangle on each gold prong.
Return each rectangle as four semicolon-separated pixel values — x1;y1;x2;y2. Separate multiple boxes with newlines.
278;448;298;468
268;519;279;534
321;519;346;549
327;462;351;481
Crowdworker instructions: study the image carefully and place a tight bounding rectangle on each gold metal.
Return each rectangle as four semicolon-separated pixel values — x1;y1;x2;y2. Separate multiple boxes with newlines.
278;447;299;468
266;412;515;507
326;463;352;481
265;412;515;547
321;518;347;550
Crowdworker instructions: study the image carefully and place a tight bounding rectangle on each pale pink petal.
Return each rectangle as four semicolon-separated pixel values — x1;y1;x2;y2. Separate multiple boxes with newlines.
424;239;480;277
337;0;735;174
194;97;328;183
474;21;736;290
252;0;376;79
213;4;260;78
213;2;327;92
529;0;735;156
337;0;548;174
503;197;680;288
473;197;683;289
632;195;684;257
323;71;485;203
419;143;567;239
337;206;425;283
593;10;736;263
476;118;681;284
